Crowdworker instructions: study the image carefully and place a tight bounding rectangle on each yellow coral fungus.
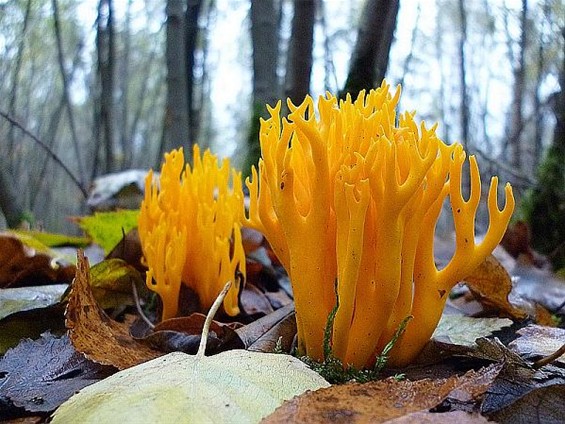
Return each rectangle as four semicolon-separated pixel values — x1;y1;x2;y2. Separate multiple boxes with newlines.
245;80;514;368
138;145;245;321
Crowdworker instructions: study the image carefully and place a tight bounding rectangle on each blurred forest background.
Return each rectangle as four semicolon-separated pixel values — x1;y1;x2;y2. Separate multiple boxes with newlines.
0;0;564;264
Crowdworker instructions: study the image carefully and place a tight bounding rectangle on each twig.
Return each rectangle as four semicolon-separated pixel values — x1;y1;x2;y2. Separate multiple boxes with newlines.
196;281;232;359
0;110;88;198
532;343;565;369
131;280;155;329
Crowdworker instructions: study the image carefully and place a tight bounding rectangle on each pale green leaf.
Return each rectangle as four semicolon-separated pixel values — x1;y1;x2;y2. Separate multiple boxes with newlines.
0;284;67;321
51;350;329;424
432;315;513;347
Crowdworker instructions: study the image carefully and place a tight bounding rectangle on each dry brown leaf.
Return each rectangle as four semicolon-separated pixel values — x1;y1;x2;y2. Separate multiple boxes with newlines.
263;365;501;423
0;233;75;288
65;250;162;369
486;384;565;424
509;325;565;366
533;303;557;326
464;255;528;320
386;410;490;423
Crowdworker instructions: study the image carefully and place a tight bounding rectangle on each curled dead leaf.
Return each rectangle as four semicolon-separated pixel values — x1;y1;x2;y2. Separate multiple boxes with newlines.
65;250;161;369
464;255;528;320
0;233;75;288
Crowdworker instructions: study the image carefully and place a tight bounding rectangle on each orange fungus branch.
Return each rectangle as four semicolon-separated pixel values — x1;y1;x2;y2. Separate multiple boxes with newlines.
244;81;514;368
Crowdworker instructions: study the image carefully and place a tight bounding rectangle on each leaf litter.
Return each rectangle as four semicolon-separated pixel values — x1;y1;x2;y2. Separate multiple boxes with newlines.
0;229;564;422
51;282;330;424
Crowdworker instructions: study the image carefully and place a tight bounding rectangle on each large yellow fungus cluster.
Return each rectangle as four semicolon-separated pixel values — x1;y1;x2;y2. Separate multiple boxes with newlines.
244;81;514;368
138;145;245;321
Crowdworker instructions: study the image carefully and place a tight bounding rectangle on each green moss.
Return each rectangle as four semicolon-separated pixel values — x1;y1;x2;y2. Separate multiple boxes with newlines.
521;141;565;270
300;285;412;384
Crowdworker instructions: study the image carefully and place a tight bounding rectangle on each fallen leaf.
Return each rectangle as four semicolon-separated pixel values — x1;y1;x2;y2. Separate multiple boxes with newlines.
88;258;146;309
0;284;67;320
240;283;275;317
500;221;551;269
479;338;565;424
0;234;75;288
432;315;513;347
106;228;144;270
51;350;329;424
263;365;501;423
509;325;565;366
9;229;90;249
511;262;565;314
0;304;65;355
463;255;528;320
472;337;532;371
86;169;151;211
65;250;161;369
485;384;565;424
74;210;140;254
240;302;297;353
140;313;244;354
386;410;490;423
52;282;329;424
0;333;113;413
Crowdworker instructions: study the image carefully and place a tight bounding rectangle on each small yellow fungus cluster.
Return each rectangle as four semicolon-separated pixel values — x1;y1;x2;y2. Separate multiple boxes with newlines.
244;81;514;368
138;145;245;321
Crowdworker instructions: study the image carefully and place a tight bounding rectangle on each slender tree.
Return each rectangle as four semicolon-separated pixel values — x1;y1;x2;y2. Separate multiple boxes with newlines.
247;0;281;175
161;0;191;161
507;0;528;170
457;0;470;150
523;27;565;270
340;0;399;99
0;166;26;228
185;0;204;147
7;0;32;156
119;0;132;169
97;0;116;174
52;0;86;184
285;0;317;105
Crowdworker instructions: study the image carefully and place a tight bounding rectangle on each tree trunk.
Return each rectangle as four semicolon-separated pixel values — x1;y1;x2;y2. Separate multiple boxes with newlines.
0;165;26;228
7;0;32;156
96;0;116;174
185;0;204;147
52;0;86;183
119;0;132;169
161;0;191;161
457;0;470;149
251;0;280;109
525;28;565;270
247;0;281;175
507;0;528;170
340;0;399;99
285;0;317;105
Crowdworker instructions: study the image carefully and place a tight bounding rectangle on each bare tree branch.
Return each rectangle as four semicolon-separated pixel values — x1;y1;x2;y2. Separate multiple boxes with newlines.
0;110;88;198
51;0;86;186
